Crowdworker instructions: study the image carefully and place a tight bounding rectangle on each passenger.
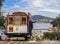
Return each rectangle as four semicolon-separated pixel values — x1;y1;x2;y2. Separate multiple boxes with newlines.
29;19;33;33
4;23;6;29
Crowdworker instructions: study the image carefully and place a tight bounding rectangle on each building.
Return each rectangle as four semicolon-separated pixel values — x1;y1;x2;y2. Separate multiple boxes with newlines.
36;19;53;23
32;23;53;34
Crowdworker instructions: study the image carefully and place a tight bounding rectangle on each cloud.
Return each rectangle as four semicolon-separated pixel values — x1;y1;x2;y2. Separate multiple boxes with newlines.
44;0;59;7
2;0;60;18
2;4;20;13
21;0;60;9
31;0;44;7
22;0;32;2
29;0;60;13
2;8;9;12
41;9;60;13
22;0;44;7
12;4;20;8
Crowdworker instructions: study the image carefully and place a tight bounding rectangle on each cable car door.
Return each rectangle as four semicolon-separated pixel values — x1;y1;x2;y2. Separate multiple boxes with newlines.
7;16;14;33
14;16;20;33
20;16;28;33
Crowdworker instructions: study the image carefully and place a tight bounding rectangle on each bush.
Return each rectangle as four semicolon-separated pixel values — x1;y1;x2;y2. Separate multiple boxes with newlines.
43;32;60;40
36;37;40;41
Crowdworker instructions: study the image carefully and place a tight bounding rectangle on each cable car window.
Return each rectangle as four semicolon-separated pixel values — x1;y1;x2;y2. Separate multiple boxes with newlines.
15;16;20;25
9;18;13;24
22;17;26;24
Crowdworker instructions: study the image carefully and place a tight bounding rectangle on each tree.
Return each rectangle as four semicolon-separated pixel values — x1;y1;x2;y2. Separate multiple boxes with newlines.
0;0;5;16
51;14;60;32
0;0;5;9
0;16;5;26
43;32;60;40
0;0;5;28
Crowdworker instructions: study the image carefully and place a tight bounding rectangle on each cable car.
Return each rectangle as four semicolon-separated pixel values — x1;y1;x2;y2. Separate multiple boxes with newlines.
6;12;33;40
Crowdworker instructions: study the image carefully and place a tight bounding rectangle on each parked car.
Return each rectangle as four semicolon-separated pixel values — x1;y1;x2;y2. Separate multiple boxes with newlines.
0;29;7;40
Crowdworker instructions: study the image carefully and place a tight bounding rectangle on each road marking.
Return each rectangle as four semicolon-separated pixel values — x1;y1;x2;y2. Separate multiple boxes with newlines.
29;41;37;43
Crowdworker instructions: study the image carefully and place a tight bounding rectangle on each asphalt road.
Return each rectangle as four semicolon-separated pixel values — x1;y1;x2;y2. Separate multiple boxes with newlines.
0;41;60;44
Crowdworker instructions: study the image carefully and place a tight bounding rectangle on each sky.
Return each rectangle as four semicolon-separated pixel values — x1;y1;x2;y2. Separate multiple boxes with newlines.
2;0;60;18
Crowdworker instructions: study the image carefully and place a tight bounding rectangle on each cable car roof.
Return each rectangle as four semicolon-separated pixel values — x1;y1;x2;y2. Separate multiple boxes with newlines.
7;12;28;16
13;12;27;15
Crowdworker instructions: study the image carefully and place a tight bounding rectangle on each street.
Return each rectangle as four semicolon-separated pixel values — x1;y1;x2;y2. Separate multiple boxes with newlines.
0;41;60;44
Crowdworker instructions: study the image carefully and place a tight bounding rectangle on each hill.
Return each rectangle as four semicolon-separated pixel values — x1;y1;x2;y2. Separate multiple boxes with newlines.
30;15;54;22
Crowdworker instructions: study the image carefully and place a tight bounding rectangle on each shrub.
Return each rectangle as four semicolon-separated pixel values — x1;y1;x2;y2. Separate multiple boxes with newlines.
43;32;60;40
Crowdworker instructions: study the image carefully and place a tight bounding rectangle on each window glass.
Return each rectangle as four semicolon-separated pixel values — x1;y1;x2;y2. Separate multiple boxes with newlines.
15;16;20;25
9;27;13;32
9;18;13;24
22;17;26;24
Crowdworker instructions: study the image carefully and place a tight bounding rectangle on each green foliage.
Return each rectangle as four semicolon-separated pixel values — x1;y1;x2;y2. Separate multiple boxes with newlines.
36;37;41;41
0;0;5;28
0;16;5;26
51;14;60;31
43;32;60;40
0;0;5;16
0;0;5;8
51;15;60;27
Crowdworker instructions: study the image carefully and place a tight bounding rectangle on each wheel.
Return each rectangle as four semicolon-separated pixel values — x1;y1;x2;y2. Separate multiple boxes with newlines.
24;36;28;41
0;36;2;41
